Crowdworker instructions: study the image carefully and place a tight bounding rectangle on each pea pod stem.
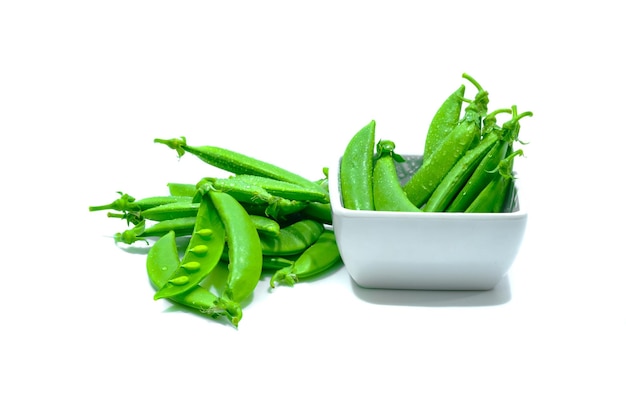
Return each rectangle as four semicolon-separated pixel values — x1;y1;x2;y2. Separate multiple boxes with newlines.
462;73;484;92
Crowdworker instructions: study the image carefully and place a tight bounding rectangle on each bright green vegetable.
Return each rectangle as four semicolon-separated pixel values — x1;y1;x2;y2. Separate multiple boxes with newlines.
340;120;376;210
465;150;524;213
259;219;325;256
167;183;197;197
146;231;238;325
447;106;532;212
89;192;193;213
422;108;512;212
153;194;225;300
403;73;489;207
226;174;329;203
270;230;341;288
423;84;466;161
220;248;294;271
301;202;332;225
248;214;281;237
197;177;308;220
372;140;421;212
140;201;200;222
209;190;263;326
114;217;197;245
155;136;323;191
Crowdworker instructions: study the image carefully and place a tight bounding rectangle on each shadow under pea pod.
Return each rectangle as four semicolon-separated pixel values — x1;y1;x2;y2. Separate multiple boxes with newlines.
349;274;511;307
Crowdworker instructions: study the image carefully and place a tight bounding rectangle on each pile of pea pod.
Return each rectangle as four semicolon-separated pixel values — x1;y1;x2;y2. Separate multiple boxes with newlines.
340;73;532;213
90;74;530;327
89;137;340;327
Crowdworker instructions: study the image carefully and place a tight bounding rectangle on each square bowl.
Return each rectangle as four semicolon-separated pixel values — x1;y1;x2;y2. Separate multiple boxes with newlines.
329;155;528;291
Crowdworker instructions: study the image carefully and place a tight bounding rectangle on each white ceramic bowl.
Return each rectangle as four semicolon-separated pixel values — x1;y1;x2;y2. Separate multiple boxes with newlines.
329;155;528;290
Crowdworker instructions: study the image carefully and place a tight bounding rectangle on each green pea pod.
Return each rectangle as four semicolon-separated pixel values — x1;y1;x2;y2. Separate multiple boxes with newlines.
270;230;341;288
422;108;512;212
209;190;263;326
261;256;295;271
153;194;225;300
340;120;376;210
146;231;238;325
89;192;193;213
167;182;197;197
198;177;307;220
423;84;466;161
447;107;533;212
466;149;524;213
227;174;329;203
114;217;197;245
154;136;323;191
249;214;281;237
140;201;200;222
301;202;333;225
259;219;325;256
403;73;489;207
220;247;294;271
372;140;421;212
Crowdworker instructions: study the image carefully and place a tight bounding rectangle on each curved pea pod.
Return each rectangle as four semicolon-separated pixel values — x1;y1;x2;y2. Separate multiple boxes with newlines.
154;136;323;191
249;214;281;237
140;201;200;221
209;190;264;326
270;230;341;288
153;194;225;300
447;107;533;212
227;174;329;204
372;140;421;212
403;73;489;207
340;120;376;210
466;149;524;213
422;110;512;212
259;219;325;256
114;217;197;245
423;84;466;161
146;231;238;325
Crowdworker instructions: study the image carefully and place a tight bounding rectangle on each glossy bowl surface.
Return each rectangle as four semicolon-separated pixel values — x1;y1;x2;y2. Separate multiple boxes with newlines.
329;155;528;290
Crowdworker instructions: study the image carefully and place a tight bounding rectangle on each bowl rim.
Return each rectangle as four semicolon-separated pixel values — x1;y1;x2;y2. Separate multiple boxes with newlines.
329;155;528;219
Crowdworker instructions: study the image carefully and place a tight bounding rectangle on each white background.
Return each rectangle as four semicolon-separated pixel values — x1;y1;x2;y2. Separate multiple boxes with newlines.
2;1;625;416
